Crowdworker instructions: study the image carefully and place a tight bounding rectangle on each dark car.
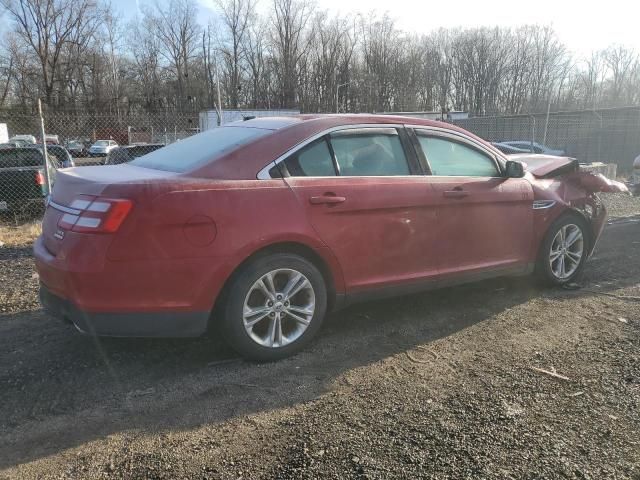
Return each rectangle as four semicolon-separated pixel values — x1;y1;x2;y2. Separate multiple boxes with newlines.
105;144;165;165
66;140;89;157
0;148;52;212
491;142;531;154
27;145;75;168
35;115;627;361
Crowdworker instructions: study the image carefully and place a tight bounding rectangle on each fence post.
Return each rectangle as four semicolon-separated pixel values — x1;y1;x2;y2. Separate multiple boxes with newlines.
37;99;52;199
529;115;536;151
542;98;551;146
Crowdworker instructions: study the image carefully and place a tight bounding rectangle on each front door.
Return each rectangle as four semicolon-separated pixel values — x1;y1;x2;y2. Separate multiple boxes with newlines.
412;130;534;277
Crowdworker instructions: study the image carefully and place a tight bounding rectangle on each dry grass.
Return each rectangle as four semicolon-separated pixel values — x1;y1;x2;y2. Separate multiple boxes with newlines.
0;221;41;247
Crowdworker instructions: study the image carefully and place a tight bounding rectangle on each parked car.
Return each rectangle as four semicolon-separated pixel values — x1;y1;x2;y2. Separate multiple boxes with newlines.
44;134;60;145
0;148;52;212
105;144;165;165
9;134;36;145
66;140;88;157
88;140;118;158
35;115;627;361
27;144;75;168
0;141;28;148
491;142;531;154
500;141;565;156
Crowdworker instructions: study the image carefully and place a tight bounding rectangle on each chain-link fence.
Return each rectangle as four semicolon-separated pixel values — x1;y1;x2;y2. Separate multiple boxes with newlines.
0;110;201;223
452;106;640;174
2;106;639;225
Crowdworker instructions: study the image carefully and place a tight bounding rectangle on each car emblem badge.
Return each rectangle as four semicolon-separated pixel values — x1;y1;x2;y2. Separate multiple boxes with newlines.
54;229;65;240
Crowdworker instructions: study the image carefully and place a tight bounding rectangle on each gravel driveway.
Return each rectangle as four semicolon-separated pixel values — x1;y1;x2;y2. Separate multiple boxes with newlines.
1;194;639;479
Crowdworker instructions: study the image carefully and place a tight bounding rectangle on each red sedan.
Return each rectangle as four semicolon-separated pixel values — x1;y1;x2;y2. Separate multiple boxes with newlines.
34;115;627;360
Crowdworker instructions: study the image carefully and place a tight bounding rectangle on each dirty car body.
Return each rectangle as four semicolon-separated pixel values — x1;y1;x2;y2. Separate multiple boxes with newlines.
33;115;628;360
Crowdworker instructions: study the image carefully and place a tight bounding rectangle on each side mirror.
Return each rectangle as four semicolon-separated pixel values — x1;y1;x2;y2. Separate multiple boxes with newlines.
505;160;525;178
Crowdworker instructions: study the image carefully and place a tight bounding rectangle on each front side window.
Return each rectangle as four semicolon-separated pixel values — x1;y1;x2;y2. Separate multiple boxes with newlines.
329;130;410;176
417;135;500;177
283;138;336;176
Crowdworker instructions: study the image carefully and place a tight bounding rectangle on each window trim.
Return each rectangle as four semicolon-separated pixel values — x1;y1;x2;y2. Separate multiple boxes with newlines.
257;124;416;179
408;125;506;178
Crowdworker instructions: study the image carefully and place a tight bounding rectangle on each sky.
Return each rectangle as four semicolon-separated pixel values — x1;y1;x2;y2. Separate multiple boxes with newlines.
113;0;640;57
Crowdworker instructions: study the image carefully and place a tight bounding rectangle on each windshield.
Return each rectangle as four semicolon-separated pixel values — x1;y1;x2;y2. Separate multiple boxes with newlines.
130;126;271;172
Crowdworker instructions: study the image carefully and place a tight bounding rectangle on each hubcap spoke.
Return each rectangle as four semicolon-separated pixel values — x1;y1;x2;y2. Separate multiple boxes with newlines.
243;306;271;327
565;228;581;247
550;250;562;262
285;310;311;326
566;250;582;262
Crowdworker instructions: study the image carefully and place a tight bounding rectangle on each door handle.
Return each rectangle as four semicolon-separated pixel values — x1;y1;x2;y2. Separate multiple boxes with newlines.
309;194;346;205
443;189;469;198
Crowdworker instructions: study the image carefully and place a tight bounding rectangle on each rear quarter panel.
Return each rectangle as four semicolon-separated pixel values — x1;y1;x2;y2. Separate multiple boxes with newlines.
105;179;344;311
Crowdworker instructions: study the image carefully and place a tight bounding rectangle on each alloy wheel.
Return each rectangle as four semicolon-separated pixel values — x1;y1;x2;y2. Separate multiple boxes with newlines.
549;223;584;279
242;268;316;348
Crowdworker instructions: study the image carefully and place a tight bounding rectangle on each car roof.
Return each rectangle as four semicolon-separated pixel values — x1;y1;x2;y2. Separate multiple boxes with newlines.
239;114;466;131
195;114;501;180
120;144;164;149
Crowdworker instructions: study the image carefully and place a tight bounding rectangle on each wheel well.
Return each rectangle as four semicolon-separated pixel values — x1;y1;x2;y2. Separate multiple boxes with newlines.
211;242;338;323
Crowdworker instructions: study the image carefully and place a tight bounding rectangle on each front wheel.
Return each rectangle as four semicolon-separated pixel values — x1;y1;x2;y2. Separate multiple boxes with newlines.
536;214;590;286
220;253;327;361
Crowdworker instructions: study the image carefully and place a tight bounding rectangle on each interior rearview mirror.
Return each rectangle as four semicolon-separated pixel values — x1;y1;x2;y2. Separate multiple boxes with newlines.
505;160;525;178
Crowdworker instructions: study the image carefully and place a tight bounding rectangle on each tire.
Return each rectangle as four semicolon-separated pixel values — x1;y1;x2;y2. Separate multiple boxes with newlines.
220;253;327;361
536;213;590;286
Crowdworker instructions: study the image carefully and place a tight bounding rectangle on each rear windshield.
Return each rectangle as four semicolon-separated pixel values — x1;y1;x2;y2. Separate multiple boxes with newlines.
0;149;43;168
130;126;271;172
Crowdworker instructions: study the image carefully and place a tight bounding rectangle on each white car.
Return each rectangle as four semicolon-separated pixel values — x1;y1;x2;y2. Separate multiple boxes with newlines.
9;134;37;144
88;140;118;158
501;141;565;156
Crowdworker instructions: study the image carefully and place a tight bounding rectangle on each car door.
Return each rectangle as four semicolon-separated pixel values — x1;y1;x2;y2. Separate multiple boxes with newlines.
412;128;534;277
275;126;441;293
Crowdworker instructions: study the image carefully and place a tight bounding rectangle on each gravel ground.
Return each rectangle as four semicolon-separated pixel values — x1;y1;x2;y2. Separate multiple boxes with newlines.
1;195;639;479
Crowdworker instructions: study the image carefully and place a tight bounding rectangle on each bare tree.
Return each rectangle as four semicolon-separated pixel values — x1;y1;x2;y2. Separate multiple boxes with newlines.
215;0;255;108
146;0;201;110
270;0;314;108
1;0;101;107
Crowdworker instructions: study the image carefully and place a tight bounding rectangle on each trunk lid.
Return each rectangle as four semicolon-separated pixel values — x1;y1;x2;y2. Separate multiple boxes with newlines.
42;165;177;255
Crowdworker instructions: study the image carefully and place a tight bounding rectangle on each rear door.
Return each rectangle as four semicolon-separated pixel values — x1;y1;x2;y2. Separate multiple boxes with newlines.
277;126;440;292
411;128;534;277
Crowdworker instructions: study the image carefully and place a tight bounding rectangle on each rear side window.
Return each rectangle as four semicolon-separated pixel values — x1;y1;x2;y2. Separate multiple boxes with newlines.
0;149;43;167
131;127;271;172
330;130;409;176
417;136;500;177
283;138;336;176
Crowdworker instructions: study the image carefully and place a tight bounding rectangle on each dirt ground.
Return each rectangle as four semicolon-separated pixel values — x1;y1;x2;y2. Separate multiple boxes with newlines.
1;194;639;480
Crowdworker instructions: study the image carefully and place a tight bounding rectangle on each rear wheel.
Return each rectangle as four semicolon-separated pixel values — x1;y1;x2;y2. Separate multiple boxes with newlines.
220;253;327;361
536;214;590;286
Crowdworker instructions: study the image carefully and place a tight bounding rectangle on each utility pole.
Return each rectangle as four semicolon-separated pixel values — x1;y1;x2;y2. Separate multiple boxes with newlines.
336;83;349;113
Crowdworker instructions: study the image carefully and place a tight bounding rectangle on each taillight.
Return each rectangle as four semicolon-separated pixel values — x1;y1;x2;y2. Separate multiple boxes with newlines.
35;171;45;186
58;196;133;233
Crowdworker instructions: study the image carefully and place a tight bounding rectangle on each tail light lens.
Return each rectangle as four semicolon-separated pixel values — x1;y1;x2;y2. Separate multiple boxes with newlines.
58;196;133;233
35;171;45;186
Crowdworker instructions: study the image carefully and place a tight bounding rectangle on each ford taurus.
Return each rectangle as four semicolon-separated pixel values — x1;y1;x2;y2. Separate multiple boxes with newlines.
34;115;627;360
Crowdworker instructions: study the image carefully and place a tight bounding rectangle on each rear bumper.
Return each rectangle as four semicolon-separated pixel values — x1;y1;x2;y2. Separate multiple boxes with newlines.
40;282;209;337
